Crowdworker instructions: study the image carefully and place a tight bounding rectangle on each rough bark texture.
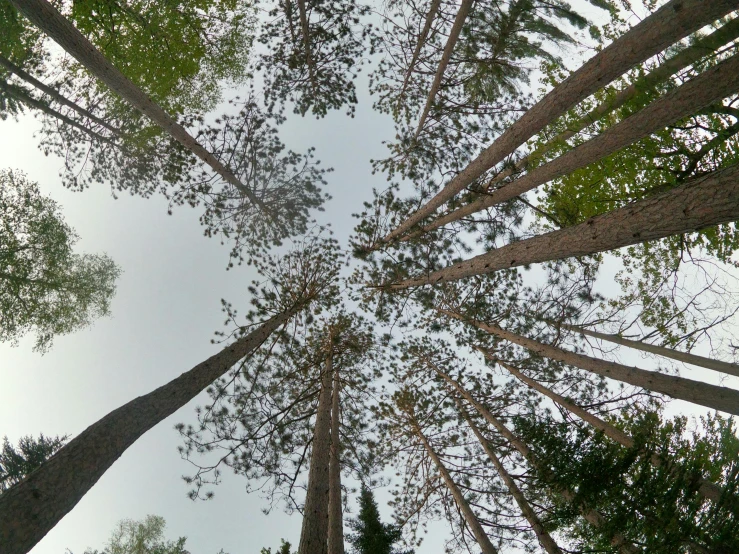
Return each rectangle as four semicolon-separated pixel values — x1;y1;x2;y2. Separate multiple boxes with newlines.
10;0;266;209
0;308;297;554
413;52;739;232
382;0;739;243
457;402;563;554
390;163;739;288
398;0;443;102
433;367;638;554
442;309;739;415
0;54;121;133
413;423;498;554
413;0;474;139
560;322;739;379
496;358;724;502
298;348;334;554
327;364;344;554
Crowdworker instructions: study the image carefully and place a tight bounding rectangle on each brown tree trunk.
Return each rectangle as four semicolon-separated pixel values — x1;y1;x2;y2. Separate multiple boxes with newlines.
454;399;563;554
298;344;334;554
0;54;121;134
398;0;443;104
440;309;739;415
403;52;739;235
388;162;739;288
430;364;638;554
0;308;299;554
296;0;318;94
495;357;724;502
413;0;474;140
558;321;739;379
327;363;344;554
381;0;739;243
412;422;498;554
9;0;268;212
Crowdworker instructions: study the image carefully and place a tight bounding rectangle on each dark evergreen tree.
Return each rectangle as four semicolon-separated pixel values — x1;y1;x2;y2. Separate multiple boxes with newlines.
347;486;410;554
0;434;67;492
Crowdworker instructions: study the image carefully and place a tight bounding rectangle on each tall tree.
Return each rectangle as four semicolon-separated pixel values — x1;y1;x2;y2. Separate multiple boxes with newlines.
347;486;410;554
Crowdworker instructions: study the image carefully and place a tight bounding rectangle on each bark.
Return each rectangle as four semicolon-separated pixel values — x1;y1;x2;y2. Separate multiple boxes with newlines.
431;365;638;554
0;54;121;134
296;0;318;94
0;308;299;554
398;0;443;104
388;162;739;288
327;363;344;554
495;357;724;503
413;0;474;140
455;399;563;554
298;344;334;554
412;422;498;554
558;321;739;379
9;0;268;212
1;79;116;145
405;52;739;234
382;0;739;243
440;308;739;416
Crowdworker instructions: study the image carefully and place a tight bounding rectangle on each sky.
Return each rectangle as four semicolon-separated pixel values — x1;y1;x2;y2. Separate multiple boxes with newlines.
2;2;739;554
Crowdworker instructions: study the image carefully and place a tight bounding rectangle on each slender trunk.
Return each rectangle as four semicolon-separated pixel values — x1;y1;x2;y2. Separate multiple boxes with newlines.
454;399;563;554
296;0;318;94
9;0;268;212
430;365;638;554
558;321;739;379
381;0;739;243
327;364;344;554
413;0;474;140
298;346;334;554
495;357;724;502
1;79;116;145
440;308;739;415
388;162;739;288
398;0;443;104
412;422;498;554
403;52;739;235
0;308;299;554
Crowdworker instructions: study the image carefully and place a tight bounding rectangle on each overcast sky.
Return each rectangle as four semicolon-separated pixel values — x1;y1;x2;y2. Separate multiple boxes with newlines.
2;3;738;554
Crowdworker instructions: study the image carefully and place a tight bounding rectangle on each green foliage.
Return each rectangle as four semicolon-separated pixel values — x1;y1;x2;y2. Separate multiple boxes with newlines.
80;515;192;554
0;433;68;492
347;485;411;554
260;539;293;554
0;169;122;352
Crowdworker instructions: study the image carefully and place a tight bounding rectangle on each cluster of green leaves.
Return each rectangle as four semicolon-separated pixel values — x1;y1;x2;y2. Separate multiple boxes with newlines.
0;433;68;492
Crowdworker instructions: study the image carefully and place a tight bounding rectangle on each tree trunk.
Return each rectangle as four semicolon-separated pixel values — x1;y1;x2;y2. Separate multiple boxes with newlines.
495;357;724;502
0;54;121;134
429;364;638;554
455;399;563;554
327;363;344;554
9;0;268;212
404;52;739;235
0;308;299;554
558;321;739;379
296;0;318;94
440;309;739;415
388;162;739;288
412;422;498;554
398;0;443;104
413;0;474;140
381;0;739;243
298;344;334;554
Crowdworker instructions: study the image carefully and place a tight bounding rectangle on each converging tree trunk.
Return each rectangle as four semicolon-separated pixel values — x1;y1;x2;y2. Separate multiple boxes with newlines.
328;363;344;554
557;322;739;379
398;0;443;103
296;0;318;93
298;341;335;554
413;0;474;140
454;398;563;554
9;0;268;211
388;163;739;288
381;0;739;243
439;309;739;415
0;307;300;554
411;421;498;554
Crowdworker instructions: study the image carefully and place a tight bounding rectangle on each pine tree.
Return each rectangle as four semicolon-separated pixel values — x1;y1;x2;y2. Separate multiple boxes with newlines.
347;486;410;554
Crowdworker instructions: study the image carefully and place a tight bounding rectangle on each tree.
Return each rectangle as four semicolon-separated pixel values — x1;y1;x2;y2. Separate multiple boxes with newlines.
0;169;121;352
347;486;411;554
81;515;188;554
0;434;67;492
